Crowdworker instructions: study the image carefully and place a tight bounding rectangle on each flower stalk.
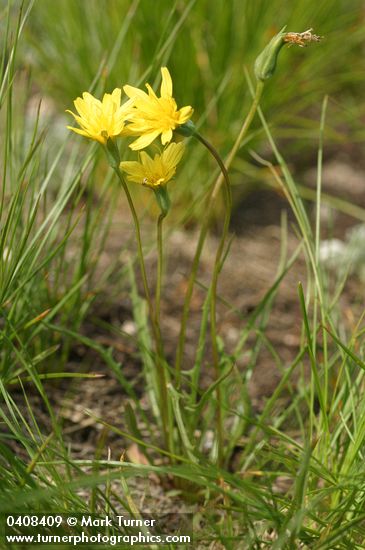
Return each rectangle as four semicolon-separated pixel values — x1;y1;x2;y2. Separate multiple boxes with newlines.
194;132;232;468
174;80;264;400
154;186;170;327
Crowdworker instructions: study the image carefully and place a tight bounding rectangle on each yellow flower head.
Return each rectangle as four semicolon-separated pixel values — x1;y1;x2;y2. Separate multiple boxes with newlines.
120;142;184;188
66;89;133;144
123;67;193;151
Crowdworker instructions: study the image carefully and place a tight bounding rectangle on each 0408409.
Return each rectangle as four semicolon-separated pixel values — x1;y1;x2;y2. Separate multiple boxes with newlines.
6;515;63;528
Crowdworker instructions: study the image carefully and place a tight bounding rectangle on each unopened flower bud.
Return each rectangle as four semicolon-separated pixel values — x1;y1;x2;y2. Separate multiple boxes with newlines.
254;28;286;81
255;27;322;82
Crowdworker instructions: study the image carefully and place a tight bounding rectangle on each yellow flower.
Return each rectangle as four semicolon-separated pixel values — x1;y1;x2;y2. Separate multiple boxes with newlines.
120;142;184;188
123;67;193;151
66;89;133;144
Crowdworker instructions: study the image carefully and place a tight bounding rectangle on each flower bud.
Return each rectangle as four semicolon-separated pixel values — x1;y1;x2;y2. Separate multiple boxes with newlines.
254;27;286;81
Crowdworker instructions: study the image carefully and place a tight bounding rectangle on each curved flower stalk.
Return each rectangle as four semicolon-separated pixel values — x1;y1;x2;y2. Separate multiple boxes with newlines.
66;89;133;144
66;89;154;335
175;30;323;454
123;67;193;150
65;88;152;319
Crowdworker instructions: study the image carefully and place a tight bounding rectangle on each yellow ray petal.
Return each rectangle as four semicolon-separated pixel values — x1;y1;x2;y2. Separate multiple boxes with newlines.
162;142;185;167
139;151;155;174
129;130;161;151
123;85;149;100
160;67;173;97
178;105;194;123
161;128;173;145
120;161;147;183
82;92;101;106
67;126;105;143
146;83;159;101
110;88;122;105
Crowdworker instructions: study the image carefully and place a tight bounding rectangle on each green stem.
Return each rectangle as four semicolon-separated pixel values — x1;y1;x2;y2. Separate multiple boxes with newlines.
174;223;209;388
113;166;171;452
174;81;264;391
210;80;264;202
154;211;174;456
195;132;232;468
155;213;165;327
113;166;154;322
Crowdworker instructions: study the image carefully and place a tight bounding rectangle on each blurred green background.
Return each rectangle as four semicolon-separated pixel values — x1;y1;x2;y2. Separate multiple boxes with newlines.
14;0;365;220
5;0;365;218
